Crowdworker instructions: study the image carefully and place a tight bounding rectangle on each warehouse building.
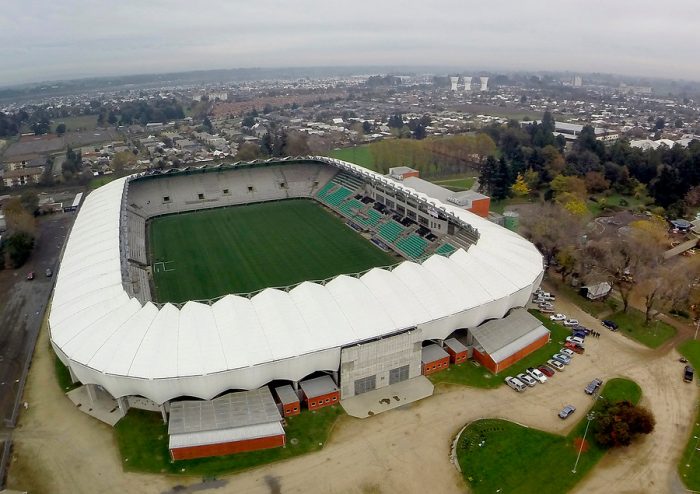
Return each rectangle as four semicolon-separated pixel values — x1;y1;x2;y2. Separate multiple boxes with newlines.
168;388;285;460
299;375;340;411
444;338;468;364
468;309;550;374
275;385;301;417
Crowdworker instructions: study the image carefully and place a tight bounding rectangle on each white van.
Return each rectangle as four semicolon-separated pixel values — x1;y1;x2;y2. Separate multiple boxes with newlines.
505;376;527;392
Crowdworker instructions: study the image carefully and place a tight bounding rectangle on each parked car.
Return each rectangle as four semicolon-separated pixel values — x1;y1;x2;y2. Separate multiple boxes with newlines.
538;365;555;377
684;365;695;383
550;313;567;322
547;359;565;371
559;404;576;419
560;348;575;357
566;336;585;346
505;376;527;392
26;271;35;280
565;342;585;354
517;373;537;387
539;302;554;310
526;367;547;383
552;353;571;365
45;268;53;277
572;330;587;339
563;319;580;327
585;378;603;395
602;320;619;331
572;324;590;334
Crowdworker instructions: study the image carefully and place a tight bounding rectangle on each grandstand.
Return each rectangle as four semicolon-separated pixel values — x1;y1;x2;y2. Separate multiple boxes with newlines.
49;156;544;423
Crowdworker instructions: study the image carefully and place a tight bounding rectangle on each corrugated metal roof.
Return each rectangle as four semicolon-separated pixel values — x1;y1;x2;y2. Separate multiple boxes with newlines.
168;388;281;435
169;421;284;449
421;344;449;363
299;375;338;398
274;385;299;405
444;338;467;353
470;309;550;363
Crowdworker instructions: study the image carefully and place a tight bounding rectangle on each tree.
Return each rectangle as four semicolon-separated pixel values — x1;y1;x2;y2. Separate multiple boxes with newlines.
654;117;666;130
362;121;372;134
203;116;214;133
107;111;118;125
5;232;34;268
594;400;655;448
520;202;585;267
491;157;512;200
20;191;39;214
584;171;610;193
478;156;496;194
235;142;262;161
55;123;66;136
511;173;530;197
675;118;684;129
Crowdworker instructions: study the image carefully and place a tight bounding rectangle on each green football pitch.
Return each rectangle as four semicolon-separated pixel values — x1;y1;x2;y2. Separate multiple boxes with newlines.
148;199;398;303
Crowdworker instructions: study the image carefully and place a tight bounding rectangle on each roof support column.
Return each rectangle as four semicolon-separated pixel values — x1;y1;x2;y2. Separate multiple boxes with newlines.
86;383;97;405
160;403;168;424
117;396;129;415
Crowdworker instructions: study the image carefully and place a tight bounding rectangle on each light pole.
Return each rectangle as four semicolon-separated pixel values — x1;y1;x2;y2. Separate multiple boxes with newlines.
572;412;595;474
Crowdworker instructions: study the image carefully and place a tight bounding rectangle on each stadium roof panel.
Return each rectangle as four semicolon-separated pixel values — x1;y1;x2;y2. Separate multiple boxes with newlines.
49;157;544;404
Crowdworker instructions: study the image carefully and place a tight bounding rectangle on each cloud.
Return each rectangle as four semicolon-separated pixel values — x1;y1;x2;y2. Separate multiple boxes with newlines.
1;0;699;84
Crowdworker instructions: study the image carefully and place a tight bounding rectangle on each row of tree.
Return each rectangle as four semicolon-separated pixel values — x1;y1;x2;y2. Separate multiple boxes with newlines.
1;192;38;269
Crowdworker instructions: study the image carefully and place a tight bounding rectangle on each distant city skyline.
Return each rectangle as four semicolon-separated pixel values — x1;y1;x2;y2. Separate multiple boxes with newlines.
1;0;698;86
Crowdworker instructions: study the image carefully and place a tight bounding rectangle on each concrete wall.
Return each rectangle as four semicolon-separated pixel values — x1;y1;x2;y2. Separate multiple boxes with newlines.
339;330;423;399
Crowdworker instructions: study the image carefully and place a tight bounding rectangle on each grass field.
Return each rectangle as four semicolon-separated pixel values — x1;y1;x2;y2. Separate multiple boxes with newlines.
149;199;397;302
327;145;376;170
429;311;570;388
52;114;99;132
677;340;700;490
115;405;344;476
608;309;677;348
456;378;641;494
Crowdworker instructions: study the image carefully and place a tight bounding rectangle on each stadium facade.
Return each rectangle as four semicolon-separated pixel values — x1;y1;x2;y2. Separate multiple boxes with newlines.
49;157;544;416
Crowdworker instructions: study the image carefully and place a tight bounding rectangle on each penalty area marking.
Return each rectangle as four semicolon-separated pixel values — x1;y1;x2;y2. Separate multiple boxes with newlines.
153;261;176;273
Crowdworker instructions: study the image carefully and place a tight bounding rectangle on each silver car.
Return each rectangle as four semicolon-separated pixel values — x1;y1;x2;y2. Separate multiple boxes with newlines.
552;353;571;365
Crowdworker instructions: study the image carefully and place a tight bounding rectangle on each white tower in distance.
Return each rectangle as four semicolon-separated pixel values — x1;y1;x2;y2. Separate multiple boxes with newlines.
480;76;489;91
463;76;472;92
450;76;459;91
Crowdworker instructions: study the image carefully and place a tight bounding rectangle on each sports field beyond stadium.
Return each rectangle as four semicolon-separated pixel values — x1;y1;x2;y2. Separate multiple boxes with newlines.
148;199;397;303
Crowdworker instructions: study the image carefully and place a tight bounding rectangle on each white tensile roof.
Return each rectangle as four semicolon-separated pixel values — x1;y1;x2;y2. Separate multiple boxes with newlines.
49;157;543;403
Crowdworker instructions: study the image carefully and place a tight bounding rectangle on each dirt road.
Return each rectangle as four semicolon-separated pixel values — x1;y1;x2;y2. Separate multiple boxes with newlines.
7;288;698;494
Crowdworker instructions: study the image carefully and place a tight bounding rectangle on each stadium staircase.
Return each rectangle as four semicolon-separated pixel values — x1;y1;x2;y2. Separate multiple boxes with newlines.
377;220;406;244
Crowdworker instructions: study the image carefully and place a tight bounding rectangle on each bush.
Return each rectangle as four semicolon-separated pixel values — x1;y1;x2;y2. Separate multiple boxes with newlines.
5;232;34;268
619;198;629;206
594;400;655;448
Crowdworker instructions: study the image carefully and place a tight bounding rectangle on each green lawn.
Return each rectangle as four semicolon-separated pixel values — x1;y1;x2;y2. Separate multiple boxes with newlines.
429;311;570;388
53;351;80;393
148;199;397;302
89;175;117;190
457;378;641;494
327;145;377;170
115;405;344;476
608;309;677;349
53;114;99;132
587;193;649;216
677;340;700;490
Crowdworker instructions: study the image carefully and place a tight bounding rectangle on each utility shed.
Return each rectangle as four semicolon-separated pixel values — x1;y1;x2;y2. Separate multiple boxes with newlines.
444;338;468;364
469;308;550;374
299;375;340;411
168;388;284;460
421;343;450;375
275;385;300;417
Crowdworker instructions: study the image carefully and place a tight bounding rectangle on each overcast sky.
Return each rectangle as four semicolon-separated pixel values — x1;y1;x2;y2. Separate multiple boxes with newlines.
1;1;699;85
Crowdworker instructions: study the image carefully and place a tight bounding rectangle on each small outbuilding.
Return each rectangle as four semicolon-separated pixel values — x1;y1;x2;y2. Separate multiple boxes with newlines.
468;308;550;374
168;388;285;460
299;375;340;411
275;385;300;417
444;338;468;364
579;282;611;300
421;344;450;375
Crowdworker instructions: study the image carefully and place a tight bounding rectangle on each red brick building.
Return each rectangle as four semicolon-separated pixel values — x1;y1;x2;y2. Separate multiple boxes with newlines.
444;338;468;364
168;388;285;460
468;308;550;374
299;375;340;410
275;384;301;417
421;344;450;375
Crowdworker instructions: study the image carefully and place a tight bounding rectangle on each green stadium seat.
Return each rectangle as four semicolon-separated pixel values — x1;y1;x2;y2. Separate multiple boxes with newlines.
316;182;336;198
378;221;405;243
395;234;429;259
435;243;457;256
322;186;352;207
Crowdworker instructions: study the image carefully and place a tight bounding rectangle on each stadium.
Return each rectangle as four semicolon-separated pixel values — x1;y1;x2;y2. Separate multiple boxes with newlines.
48;156;544;458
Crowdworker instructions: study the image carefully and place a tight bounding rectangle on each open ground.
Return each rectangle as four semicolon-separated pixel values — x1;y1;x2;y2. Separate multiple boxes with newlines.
7;280;698;494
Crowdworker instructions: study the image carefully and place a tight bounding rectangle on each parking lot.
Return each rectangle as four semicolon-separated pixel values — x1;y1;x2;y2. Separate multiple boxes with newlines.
6;284;699;494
